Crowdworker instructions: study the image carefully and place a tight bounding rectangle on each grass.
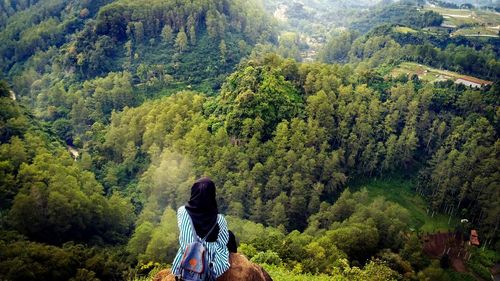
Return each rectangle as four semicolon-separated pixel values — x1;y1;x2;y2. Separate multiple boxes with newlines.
350;177;456;233
452;26;499;36
425;6;500;25
390;62;492;85
426;6;472;17
393;26;418;33
390;62;452;83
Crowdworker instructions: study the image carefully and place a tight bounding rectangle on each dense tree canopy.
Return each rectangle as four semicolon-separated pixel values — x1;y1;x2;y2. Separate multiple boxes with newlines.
350;1;443;33
98;55;498;241
0;0;498;280
0;93;135;245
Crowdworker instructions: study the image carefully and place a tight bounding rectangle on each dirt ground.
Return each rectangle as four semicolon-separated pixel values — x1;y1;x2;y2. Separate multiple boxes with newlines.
423;232;468;273
492;263;500;281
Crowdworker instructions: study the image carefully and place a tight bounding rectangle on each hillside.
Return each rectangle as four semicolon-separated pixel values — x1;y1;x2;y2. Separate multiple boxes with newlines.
390;62;494;85
319;23;499;81
2;0;275;95
0;0;499;281
266;0;446;61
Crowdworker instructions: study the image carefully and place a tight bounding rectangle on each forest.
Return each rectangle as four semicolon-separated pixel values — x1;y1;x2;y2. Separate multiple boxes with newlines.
0;0;499;280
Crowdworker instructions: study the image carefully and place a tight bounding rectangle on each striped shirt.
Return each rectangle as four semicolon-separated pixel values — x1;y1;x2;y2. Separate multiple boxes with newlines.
171;206;230;278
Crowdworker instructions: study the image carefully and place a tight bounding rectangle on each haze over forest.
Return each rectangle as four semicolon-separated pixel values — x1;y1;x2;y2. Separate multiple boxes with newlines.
0;0;498;280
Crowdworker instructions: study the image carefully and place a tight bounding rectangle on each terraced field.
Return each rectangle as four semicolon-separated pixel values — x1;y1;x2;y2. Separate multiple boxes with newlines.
424;5;500;37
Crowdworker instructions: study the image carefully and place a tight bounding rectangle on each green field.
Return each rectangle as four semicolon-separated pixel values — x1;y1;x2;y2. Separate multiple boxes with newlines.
424;6;500;37
452;26;499;37
351;177;455;233
390;62;457;83
264;265;332;281
390;62;492;85
393;26;418;34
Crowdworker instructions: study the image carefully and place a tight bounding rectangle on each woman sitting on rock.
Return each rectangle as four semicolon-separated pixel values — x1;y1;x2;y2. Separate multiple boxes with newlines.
171;177;237;280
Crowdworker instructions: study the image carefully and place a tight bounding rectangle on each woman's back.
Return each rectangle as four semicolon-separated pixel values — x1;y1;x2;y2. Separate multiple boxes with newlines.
171;206;230;277
171;178;230;279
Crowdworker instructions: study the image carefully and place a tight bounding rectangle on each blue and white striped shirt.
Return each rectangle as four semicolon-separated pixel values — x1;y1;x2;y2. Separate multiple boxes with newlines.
171;206;230;278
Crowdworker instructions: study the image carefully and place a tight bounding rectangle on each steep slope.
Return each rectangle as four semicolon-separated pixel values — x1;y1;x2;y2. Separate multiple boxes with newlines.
4;0;275;88
350;1;444;33
4;0;276;157
0;83;137;280
63;0;276;83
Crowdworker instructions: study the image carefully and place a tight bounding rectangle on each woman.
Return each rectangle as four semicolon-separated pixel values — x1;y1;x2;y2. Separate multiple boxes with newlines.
171;177;237;279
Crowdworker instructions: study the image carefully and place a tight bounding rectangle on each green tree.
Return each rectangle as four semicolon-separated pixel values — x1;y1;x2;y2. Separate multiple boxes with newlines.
161;24;173;44
0;80;10;97
268;201;288;228
133;21;144;43
143;208;179;262
175;28;188;53
219;39;227;63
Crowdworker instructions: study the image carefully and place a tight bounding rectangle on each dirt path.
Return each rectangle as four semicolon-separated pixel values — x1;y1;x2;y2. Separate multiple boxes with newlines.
461;34;499;38
67;145;79;159
442;13;471;18
452;258;467;273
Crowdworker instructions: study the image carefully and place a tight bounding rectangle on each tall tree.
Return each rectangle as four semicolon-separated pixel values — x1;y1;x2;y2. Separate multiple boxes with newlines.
175;28;188;53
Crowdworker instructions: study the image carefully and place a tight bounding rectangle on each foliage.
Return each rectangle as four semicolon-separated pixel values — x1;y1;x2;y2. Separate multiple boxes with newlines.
251;250;283;266
354;177;453;232
320;25;500;80
1;0;499;280
99;54;498;240
466;248;500;280
318;31;359;64
0;93;135;247
0;236;130;281
416;260;451;281
263;259;399;281
216;59;304;138
351;2;443;33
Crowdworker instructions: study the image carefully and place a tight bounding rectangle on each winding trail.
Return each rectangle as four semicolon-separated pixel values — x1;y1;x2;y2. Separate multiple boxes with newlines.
67;145;79;159
460;34;499;38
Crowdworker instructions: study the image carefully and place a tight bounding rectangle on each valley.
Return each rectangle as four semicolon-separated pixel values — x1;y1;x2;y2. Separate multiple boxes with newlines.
0;0;498;281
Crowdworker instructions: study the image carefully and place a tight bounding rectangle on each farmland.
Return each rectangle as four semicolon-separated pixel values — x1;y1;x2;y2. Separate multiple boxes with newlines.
390;62;493;86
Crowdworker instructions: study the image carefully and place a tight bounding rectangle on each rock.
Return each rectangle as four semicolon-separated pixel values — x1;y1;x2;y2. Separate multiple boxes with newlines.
219;253;273;281
153;253;273;281
152;269;174;281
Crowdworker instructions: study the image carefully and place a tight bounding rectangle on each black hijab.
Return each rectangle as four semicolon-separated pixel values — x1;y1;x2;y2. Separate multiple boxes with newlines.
185;177;220;242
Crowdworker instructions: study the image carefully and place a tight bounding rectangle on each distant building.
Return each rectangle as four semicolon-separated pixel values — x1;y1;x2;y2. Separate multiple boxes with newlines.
455;77;493;88
470;230;480;246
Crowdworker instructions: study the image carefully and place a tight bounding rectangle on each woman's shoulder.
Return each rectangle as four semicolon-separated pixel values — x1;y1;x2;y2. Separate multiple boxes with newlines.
177;206;187;217
217;213;227;225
